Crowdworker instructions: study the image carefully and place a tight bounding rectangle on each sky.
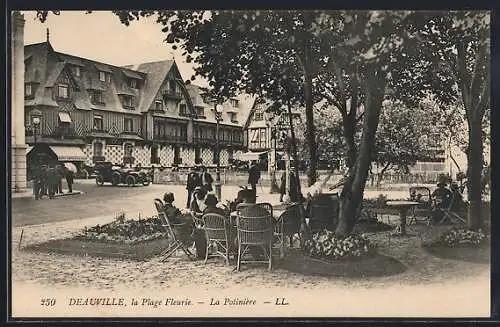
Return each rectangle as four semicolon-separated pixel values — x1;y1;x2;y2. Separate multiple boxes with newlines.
22;10;207;86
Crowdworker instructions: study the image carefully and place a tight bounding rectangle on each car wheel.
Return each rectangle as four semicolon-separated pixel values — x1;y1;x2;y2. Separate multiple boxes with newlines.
111;173;120;186
96;175;104;186
126;175;136;186
142;178;150;186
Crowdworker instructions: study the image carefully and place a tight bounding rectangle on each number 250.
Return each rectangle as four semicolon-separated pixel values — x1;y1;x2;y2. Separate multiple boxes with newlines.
41;298;56;306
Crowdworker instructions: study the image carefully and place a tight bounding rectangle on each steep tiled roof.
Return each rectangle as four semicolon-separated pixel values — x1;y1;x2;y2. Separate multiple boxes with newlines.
123;60;175;113
186;84;255;127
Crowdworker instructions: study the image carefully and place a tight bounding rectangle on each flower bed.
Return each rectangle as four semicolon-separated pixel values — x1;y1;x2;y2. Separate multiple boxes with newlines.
440;228;487;247
303;230;376;261
73;213;168;245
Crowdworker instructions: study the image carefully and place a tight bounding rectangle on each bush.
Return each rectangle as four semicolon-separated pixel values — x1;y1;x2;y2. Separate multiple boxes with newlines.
75;215;168;244
304;230;376;260
440;228;487;247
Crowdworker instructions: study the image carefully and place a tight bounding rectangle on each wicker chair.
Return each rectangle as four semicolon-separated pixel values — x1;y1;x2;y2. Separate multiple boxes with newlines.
235;203;253;215
408;186;433;225
154;198;194;262
202;213;231;265
236;205;274;271
274;203;303;258
257;203;274;220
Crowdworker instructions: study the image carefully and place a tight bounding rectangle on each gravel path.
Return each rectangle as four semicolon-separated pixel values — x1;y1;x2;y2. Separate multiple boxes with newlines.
12;214;489;292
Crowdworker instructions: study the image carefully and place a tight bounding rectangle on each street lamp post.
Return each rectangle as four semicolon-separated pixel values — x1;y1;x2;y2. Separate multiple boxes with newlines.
214;104;224;200
31;109;42;145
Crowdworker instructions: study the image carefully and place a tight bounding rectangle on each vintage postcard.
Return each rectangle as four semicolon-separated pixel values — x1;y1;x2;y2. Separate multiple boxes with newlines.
9;10;491;319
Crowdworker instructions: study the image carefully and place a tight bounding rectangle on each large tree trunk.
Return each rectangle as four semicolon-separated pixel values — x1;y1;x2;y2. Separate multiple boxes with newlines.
303;49;318;187
343;114;357;169
287;99;302;197
335;72;385;238
466;115;483;230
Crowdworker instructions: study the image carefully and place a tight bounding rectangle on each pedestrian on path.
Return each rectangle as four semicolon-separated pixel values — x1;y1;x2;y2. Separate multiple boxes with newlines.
56;163;65;194
65;167;74;193
46;165;58;199
186;167;202;208
248;161;261;199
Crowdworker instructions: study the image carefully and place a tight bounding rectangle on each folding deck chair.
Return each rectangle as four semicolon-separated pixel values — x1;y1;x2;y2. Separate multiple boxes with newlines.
154;198;195;262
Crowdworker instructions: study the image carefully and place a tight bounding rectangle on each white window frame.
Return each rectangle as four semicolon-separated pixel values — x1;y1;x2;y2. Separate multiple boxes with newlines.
155;100;163;111
57;83;69;98
93;114;103;131
124;118;133;132
25;83;32;96
99;71;106;82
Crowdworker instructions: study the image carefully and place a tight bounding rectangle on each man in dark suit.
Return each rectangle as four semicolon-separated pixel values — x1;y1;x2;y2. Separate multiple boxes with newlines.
248;161;261;199
65;166;74;193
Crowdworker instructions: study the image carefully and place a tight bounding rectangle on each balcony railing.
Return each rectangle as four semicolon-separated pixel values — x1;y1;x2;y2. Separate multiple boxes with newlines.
162;90;183;101
154;134;187;143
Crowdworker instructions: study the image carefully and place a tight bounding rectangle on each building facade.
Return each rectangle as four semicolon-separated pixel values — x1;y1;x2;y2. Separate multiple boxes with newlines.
24;38;253;171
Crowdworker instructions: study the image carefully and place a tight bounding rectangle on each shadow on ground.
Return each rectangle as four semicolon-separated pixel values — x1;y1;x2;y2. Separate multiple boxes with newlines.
280;250;407;278
422;242;490;264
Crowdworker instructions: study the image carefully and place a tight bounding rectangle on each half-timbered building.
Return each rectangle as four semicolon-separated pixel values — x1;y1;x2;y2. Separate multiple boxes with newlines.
24;38;254;171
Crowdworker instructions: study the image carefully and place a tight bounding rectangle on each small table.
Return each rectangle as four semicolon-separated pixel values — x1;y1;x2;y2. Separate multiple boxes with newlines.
385;201;420;236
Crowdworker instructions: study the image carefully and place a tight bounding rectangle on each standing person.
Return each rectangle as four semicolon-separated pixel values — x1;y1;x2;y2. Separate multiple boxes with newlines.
186;167;201;208
248;161;261;199
39;164;48;198
65;166;74;193
32;164;42;200
200;166;214;193
56;163;64;194
46;165;58;199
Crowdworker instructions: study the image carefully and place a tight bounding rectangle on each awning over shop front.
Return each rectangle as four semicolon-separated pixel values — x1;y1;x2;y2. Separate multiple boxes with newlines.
235;151;268;161
49;146;86;162
58;112;72;123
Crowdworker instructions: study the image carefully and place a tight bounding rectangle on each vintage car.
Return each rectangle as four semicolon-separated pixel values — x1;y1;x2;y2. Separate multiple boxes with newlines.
95;162;150;186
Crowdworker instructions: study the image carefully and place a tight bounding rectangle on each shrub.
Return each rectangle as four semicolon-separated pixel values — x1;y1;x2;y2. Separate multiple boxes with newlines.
75;215;168;244
304;230;376;260
440;228;487;247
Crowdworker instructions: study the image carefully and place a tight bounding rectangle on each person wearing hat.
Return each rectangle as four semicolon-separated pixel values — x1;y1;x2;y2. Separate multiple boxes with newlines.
186;166;202;208
162;192;193;244
202;193;236;252
190;186;207;218
431;182;452;223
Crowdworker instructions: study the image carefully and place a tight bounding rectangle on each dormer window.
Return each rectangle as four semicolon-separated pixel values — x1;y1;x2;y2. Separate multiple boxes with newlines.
169;80;176;92
74;66;81;77
90;90;104;105
128;78;138;89
179;103;187;116
155;100;163;111
122;95;134;109
254;111;264;121
25;83;33;98
229;112;238;123
196;107;205;117
57;83;69;99
99;71;111;83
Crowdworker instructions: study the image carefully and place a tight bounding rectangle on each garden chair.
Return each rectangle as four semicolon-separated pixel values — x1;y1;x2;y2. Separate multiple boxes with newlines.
408;186;433;225
236;205;274;271
235;202;253;215
440;192;467;225
153;198;194;262
306;194;339;233
274;203;303;258
202;213;231;265
256;202;274;220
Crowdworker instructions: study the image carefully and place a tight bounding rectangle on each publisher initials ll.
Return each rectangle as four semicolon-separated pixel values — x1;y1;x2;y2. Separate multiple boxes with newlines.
275;298;289;305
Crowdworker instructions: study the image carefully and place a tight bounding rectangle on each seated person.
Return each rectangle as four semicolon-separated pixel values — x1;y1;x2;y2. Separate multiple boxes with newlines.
202;194;236;252
431;182;453;223
203;194;229;217
450;182;465;211
190;187;207;217
162;192;193;244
